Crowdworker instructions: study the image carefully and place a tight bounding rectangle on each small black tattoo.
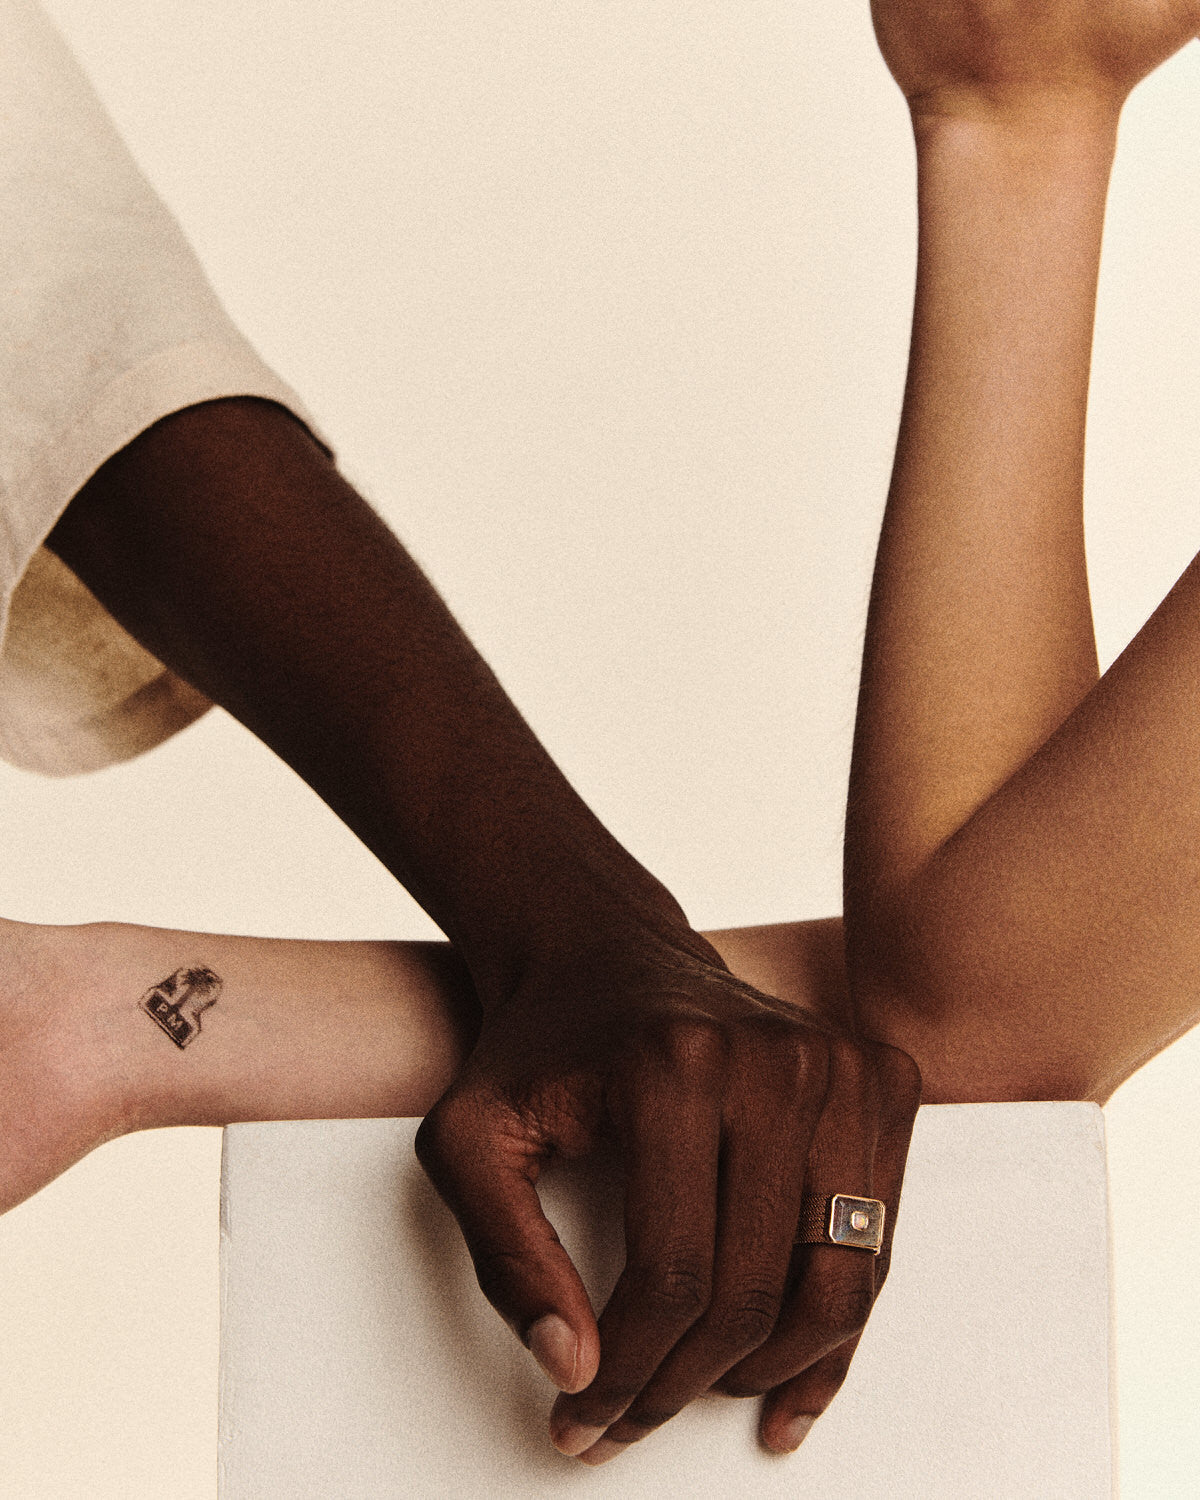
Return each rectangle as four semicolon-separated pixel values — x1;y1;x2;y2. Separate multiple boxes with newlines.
140;966;223;1049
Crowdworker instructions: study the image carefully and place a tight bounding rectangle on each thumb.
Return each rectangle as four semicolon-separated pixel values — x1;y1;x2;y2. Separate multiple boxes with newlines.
415;1095;601;1393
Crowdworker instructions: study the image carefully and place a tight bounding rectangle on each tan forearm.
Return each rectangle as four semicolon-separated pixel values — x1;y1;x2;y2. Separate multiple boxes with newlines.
841;21;1200;1103
19;906;1086;1222
848;108;1114;914
32;905;1096;1198
76;918;850;1136
71;924;480;1133
119;920;852;1130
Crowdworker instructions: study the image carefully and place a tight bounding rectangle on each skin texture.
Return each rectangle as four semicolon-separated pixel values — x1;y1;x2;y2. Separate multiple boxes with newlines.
45;398;919;1458
847;2;1200;1110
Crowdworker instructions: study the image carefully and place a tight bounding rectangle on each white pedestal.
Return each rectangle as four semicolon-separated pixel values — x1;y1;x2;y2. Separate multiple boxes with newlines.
218;1103;1114;1498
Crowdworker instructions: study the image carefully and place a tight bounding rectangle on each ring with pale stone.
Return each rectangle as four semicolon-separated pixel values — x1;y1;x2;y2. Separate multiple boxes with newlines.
795;1193;886;1254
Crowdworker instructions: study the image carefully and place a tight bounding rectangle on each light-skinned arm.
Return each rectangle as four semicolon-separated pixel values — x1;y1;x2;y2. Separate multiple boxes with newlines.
0;912;847;1219
847;0;1200;1104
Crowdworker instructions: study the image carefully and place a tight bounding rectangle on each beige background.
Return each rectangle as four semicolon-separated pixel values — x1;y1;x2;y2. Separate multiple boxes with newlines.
0;2;1195;1493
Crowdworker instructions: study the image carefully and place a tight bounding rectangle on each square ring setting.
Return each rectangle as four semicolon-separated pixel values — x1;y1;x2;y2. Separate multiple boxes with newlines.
827;1194;886;1253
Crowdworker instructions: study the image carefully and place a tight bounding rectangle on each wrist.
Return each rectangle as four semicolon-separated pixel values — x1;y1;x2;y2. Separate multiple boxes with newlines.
472;895;725;1017
909;100;1119;262
0;921;145;1215
910;92;1121;163
446;832;712;1011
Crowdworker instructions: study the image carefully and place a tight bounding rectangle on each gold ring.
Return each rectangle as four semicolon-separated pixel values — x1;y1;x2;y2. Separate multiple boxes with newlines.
795;1193;886;1254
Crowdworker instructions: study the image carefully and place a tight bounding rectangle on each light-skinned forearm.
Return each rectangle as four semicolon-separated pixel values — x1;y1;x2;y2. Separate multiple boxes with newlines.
101;917;852;1131
0;917;479;1215
846;0;1200;1103
847;107;1113;921
3;914;856;1218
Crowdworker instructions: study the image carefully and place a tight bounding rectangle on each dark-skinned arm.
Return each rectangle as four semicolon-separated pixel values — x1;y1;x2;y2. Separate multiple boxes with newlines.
49;396;919;1459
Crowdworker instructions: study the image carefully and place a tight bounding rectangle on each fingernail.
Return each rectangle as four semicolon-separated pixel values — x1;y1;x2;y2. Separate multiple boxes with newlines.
578;1437;625;1468
527;1314;578;1392
551;1421;608;1458
773;1414;816;1453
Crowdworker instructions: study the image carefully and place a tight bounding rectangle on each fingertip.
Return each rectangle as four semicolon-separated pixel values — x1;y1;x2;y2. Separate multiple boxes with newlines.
527;1310;599;1395
762;1412;816;1455
576;1436;625;1467
548;1412;608;1457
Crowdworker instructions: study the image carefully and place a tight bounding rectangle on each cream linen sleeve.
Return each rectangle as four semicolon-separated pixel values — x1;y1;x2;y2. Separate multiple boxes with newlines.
0;0;331;774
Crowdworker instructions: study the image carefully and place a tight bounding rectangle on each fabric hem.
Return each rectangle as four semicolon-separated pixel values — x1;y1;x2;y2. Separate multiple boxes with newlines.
0;336;333;653
0;336;333;776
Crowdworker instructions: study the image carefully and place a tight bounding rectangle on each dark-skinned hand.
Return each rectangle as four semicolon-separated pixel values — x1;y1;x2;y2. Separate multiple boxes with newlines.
416;930;920;1461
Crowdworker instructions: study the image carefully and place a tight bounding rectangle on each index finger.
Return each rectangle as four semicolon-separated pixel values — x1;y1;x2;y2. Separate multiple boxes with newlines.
414;1091;600;1394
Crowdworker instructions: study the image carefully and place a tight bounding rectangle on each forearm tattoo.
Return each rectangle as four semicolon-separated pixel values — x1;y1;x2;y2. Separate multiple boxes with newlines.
140;966;223;1049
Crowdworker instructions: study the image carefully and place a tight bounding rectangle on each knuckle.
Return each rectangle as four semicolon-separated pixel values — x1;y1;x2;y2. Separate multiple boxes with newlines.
649;1015;730;1080
814;1277;875;1339
744;1020;823;1092
413;1110;452;1177
787;1028;832;1090
704;1287;781;1353
631;1262;712;1325
893;1043;924;1094
740;1022;830;1100
878;1042;924;1110
828;1035;874;1096
413;1092;476;1172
